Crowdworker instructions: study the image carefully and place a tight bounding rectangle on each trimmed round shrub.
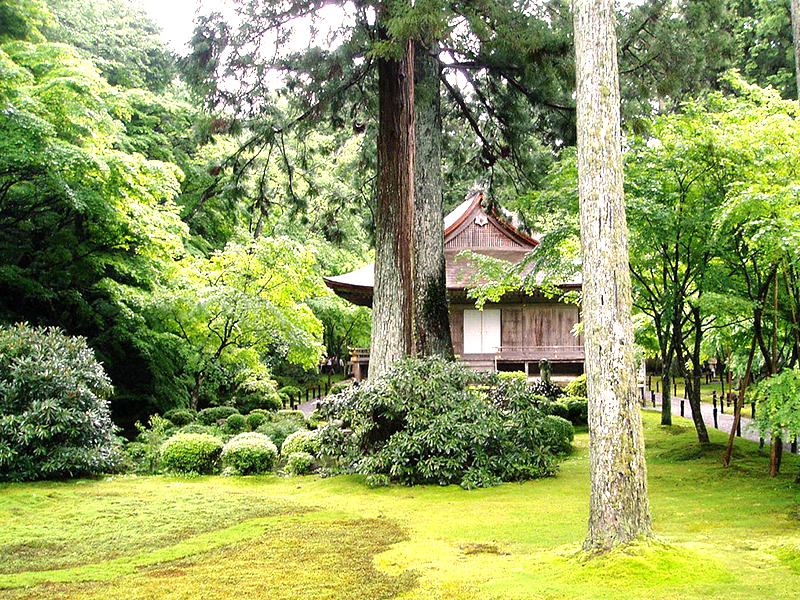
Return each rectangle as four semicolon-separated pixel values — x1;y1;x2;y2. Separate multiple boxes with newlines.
564;374;587;398
540;415;575;455
278;386;303;404
328;380;352;395
160;433;223;475
222;433;278;474
233;374;282;413
562;397;588;425
225;413;246;434
0;324;120;481
197;406;240;426
274;409;307;425
256;419;304;450
178;423;214;436
163;409;196;426
281;429;320;457
245;412;267;431
286;451;314;476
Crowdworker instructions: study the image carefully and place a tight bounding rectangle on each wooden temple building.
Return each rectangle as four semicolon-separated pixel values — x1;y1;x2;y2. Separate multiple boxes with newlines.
324;192;584;381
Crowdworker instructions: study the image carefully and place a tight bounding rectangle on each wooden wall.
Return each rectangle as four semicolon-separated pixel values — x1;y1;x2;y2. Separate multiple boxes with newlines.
449;303;581;352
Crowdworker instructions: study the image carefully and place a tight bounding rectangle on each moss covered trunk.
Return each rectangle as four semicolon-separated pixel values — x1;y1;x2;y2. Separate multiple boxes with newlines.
413;39;453;359
370;36;416;377
572;0;653;552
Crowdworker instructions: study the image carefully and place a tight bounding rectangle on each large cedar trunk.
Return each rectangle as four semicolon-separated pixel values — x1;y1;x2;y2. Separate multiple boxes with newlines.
792;0;800;101
413;39;453;359
573;0;653;552
370;37;416;377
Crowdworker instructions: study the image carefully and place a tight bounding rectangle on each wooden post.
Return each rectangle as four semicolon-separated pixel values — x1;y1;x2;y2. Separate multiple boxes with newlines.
713;407;718;429
680;400;684;418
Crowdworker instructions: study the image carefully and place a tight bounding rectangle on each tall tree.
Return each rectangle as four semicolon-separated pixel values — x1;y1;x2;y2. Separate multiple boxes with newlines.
572;0;653;552
370;25;416;376
413;38;453;359
792;0;800;100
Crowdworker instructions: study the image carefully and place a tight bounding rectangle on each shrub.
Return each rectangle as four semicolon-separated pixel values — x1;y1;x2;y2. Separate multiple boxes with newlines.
221;433;278;475
0;324;120;481
278;386;303;404
256;419;304;450
178;423;214;436
497;371;527;383
328;380;352;395
197;406;240;426
233;373;282;413
540;415;575;455
561;396;588;425
163;409;196;426
160;433;223;475
245;412;267;431
273;410;307;425
133;415;173;473
285;451;314;476
565;374;587;398
528;379;565;400
318;356;558;489
225;413;246;434
281;429;320;457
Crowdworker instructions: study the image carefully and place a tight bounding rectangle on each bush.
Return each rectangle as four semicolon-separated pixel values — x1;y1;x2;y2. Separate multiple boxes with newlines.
540;415;574;455
273;410;307;425
163;409;196;426
225;413;246;434
197;406;240;426
245;412;267;431
281;429;320;457
160;433;223;475
256;419;304;450
318;357;558;489
561;396;588;425
178;423;215;436
328;380;352;395
497;371;527;383
278;386;303;404
285;451;314;475
565;374;587;398
0;324;121;481
528;379;565;400
221;433;278;475
233;373;282;413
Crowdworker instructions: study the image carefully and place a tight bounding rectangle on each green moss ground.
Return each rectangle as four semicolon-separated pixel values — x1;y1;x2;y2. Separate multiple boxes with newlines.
1;411;799;599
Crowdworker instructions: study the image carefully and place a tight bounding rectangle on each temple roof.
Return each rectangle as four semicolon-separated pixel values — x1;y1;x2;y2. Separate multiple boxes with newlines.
324;191;580;307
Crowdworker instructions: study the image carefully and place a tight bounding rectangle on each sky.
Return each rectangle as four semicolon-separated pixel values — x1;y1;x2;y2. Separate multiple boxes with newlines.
139;0;207;53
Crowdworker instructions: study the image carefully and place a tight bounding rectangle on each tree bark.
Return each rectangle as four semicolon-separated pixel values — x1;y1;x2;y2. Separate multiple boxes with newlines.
792;0;800;102
413;39;454;359
573;0;653;552
686;305;710;443
370;36;416;377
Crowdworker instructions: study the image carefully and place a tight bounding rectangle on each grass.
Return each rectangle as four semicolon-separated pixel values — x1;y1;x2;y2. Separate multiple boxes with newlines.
1;411;799;599
646;375;736;405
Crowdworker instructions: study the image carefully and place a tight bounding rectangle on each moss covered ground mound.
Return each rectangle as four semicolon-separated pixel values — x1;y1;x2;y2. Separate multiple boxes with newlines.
1;411;799;599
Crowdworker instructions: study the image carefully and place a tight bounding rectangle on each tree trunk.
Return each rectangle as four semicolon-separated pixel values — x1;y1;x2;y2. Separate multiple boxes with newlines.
413;39;453;359
573;0;653;552
370;35;416;377
687;305;710;443
660;368;672;425
792;0;800;101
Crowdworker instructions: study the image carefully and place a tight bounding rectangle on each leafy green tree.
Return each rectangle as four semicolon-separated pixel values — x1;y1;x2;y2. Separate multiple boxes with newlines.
754;369;800;480
0;40;188;411
44;0;175;92
150;237;326;409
